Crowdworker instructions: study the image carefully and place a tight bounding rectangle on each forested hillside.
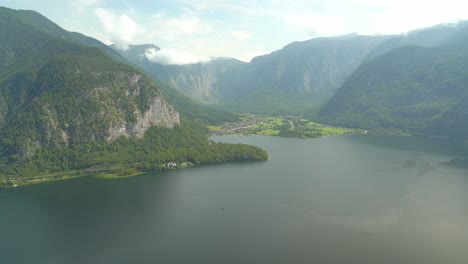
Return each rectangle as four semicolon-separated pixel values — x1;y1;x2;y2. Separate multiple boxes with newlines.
320;25;468;139
0;7;267;179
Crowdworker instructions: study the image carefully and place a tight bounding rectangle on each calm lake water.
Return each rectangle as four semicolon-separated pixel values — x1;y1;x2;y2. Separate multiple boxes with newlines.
1;135;468;264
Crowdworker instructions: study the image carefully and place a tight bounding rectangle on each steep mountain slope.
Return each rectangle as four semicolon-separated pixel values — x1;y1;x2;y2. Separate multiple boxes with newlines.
5;11;233;126
112;44;241;123
320;30;468;139
112;44;246;104
364;22;468;60
153;58;246;104
114;36;391;115
425;95;468;139
213;34;392;115
0;7;125;63
0;7;267;178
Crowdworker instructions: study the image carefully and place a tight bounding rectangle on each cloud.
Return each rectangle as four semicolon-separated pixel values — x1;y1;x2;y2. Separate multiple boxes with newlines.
94;8;145;50
238;45;269;62
369;0;468;34
144;47;212;65
70;0;101;13
231;30;251;40
282;12;346;37
151;12;212;37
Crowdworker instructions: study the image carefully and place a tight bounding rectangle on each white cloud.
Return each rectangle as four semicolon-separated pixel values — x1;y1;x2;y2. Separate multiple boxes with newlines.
282;12;347;38
151;13;212;37
144;47;212;65
231;30;251;40
94;8;145;50
369;0;468;34
70;0;101;13
238;46;269;62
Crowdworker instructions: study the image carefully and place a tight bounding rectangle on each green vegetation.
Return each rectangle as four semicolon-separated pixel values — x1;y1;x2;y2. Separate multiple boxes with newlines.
219;87;326;117
252;117;286;136
153;79;240;125
93;171;145;179
207;125;222;131
320;34;468;140
0;117;268;185
211;35;393;116
209;115;364;139
0;7;268;186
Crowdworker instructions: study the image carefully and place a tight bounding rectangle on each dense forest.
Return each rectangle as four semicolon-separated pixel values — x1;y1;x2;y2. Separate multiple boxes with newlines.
0;120;267;180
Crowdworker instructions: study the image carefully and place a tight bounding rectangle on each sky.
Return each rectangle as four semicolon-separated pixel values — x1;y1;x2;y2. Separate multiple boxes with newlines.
1;0;468;64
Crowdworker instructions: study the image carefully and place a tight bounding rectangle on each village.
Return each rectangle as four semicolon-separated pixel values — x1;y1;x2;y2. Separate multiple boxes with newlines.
208;114;366;138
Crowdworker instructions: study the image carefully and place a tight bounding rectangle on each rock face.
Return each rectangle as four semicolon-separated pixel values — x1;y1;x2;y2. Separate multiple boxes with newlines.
108;96;179;141
219;35;392;101
158;58;246;104
110;44;246;105
0;7;182;158
112;35;390;114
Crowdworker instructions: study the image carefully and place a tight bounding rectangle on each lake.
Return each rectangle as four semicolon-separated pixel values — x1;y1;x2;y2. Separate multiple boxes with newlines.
1;135;468;264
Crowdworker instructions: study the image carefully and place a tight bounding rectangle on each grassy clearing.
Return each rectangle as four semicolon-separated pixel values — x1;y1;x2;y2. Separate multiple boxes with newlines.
255;129;281;136
208;114;365;139
93;172;145;179
207;125;222;131
251;117;287;135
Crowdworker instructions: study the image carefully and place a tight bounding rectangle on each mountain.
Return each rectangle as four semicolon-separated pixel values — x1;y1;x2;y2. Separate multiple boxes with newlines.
111;44;161;62
0;7;267;179
115;35;391;116
0;9;237;126
217;34;393;114
425;95;468;139
151;57;246;105
112;44;246;104
320;23;468;139
365;21;468;60
0;7;126;64
112;44;240;123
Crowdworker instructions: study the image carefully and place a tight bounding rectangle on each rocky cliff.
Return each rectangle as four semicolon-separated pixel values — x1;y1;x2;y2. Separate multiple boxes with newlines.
108;95;179;141
0;8;180;158
111;45;247;104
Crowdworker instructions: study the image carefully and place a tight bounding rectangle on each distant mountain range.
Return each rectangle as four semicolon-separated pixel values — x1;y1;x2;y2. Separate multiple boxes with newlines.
113;34;392;115
115;21;468;140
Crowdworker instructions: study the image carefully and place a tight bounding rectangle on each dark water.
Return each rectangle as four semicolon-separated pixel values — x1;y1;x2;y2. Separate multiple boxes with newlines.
1;135;468;264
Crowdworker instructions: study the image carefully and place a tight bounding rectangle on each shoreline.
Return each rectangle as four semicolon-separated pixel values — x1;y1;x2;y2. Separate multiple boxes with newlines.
0;165;191;189
0;158;269;189
3;132;464;189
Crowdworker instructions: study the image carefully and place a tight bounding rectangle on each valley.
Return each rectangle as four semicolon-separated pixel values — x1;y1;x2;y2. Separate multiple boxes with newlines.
208;114;365;138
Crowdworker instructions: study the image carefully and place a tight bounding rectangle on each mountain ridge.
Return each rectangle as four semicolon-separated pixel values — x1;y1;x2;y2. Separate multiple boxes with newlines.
320;25;468;140
115;34;392;115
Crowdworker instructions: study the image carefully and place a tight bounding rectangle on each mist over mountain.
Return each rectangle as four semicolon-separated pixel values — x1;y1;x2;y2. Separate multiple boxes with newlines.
112;44;246;104
364;21;468;60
